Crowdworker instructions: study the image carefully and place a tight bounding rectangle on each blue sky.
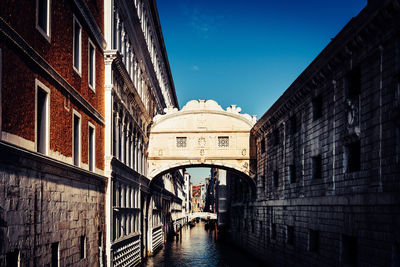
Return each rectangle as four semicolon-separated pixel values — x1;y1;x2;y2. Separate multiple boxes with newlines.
156;0;367;184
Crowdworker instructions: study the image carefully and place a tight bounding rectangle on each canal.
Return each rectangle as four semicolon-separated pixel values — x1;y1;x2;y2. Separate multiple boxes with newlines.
141;221;264;267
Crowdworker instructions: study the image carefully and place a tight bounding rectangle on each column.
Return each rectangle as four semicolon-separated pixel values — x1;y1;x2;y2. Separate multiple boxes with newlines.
121;120;125;163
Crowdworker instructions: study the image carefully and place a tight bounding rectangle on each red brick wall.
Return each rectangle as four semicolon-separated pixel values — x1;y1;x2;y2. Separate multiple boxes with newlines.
0;0;105;170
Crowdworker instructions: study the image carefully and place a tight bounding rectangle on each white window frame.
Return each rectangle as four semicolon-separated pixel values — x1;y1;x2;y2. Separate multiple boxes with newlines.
88;39;96;91
73;15;82;75
35;79;50;155
36;0;51;42
72;109;82;167
88;122;95;172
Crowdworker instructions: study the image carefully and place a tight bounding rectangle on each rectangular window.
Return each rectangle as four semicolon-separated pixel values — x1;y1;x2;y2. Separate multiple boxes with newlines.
6;249;20;267
342;235;358;265
88;124;95;171
271;223;276;240
251;219;255;233
88;40;95;90
312;95;323;121
176;137;187;148
273;170;279;188
51;242;59;267
286;225;294;245
345;140;361;173
273;128;280;146
36;0;50;39
261;138;266;154
289;164;296;184
36;80;49;155
312;155;322;179
289;115;298;135
80;235;86;259
73;17;82;73
218;136;229;147
308;230;319;252
73;112;81;167
346;66;361;99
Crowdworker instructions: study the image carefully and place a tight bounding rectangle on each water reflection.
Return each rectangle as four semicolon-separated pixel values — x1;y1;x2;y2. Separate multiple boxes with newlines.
141;221;264;267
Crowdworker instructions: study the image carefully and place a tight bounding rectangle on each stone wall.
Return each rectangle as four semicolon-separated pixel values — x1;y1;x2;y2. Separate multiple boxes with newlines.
0;142;106;266
230;0;400;266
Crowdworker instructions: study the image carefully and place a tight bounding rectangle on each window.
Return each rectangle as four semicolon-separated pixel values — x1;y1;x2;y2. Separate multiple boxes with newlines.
345;140;361;173
88;40;95;90
312;95;323;121
273;128;280;146
80;235;86;259
286;225;294;245
176;137;187;148
36;0;50;39
289;164;296;184
73;17;82;74
251;219;255;233
312;155;322;179
346;66;361;99
51;242;59;267
308;230;319;252
273;170;279;188
6;249;20;267
342;235;357;265
218;136;229;147
73;112;81;166
261;138;266;154
36;80;49;155
271;223;276;240
88;123;95;171
289;115;298;135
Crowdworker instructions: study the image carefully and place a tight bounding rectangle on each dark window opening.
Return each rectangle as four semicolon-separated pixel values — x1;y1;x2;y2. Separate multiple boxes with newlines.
51;242;59;267
347;66;361;99
6;249;19;267
273;128;280;146
342;235;358;265
251;220;255;233
290;115;298;134
346;140;361;173
88;126;94;171
80;235;86;259
38;0;48;34
73;114;80;166
37;87;48;154
273;170;279;188
89;43;95;88
312;95;323;121
271;223;276;240
73;19;81;71
261;138;266;154
312;155;322;179
309;230;319;252
286;225;294;245
289;164;296;184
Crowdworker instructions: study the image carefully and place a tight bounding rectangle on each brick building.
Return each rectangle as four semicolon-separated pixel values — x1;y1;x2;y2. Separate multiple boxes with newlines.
230;0;400;266
0;0;107;265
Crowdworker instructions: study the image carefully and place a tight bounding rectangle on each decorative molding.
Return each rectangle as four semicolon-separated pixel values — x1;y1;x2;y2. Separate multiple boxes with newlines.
0;18;105;125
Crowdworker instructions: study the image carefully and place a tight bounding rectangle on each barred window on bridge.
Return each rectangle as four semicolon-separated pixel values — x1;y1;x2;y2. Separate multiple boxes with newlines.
218;136;229;147
176;137;187;148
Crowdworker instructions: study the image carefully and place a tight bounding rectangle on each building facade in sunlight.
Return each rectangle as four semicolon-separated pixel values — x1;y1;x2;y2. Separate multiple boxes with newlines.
103;0;179;265
0;0;107;265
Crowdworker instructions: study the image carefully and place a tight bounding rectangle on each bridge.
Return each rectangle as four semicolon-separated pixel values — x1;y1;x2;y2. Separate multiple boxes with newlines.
147;99;257;180
189;212;217;220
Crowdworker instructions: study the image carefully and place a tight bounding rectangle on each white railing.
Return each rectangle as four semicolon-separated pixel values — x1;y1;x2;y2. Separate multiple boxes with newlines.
152;225;164;252
112;233;141;267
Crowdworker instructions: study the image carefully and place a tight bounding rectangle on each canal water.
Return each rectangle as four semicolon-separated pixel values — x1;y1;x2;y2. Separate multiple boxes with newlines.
141;221;265;267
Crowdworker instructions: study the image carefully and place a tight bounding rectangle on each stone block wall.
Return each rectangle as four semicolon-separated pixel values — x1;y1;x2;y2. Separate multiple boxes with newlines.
230;0;400;266
0;142;106;266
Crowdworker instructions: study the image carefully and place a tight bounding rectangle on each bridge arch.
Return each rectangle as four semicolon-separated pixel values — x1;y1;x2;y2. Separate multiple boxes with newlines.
147;99;257;181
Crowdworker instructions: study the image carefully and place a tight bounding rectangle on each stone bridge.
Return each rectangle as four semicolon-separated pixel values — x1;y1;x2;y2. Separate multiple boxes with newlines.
147;99;257;180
